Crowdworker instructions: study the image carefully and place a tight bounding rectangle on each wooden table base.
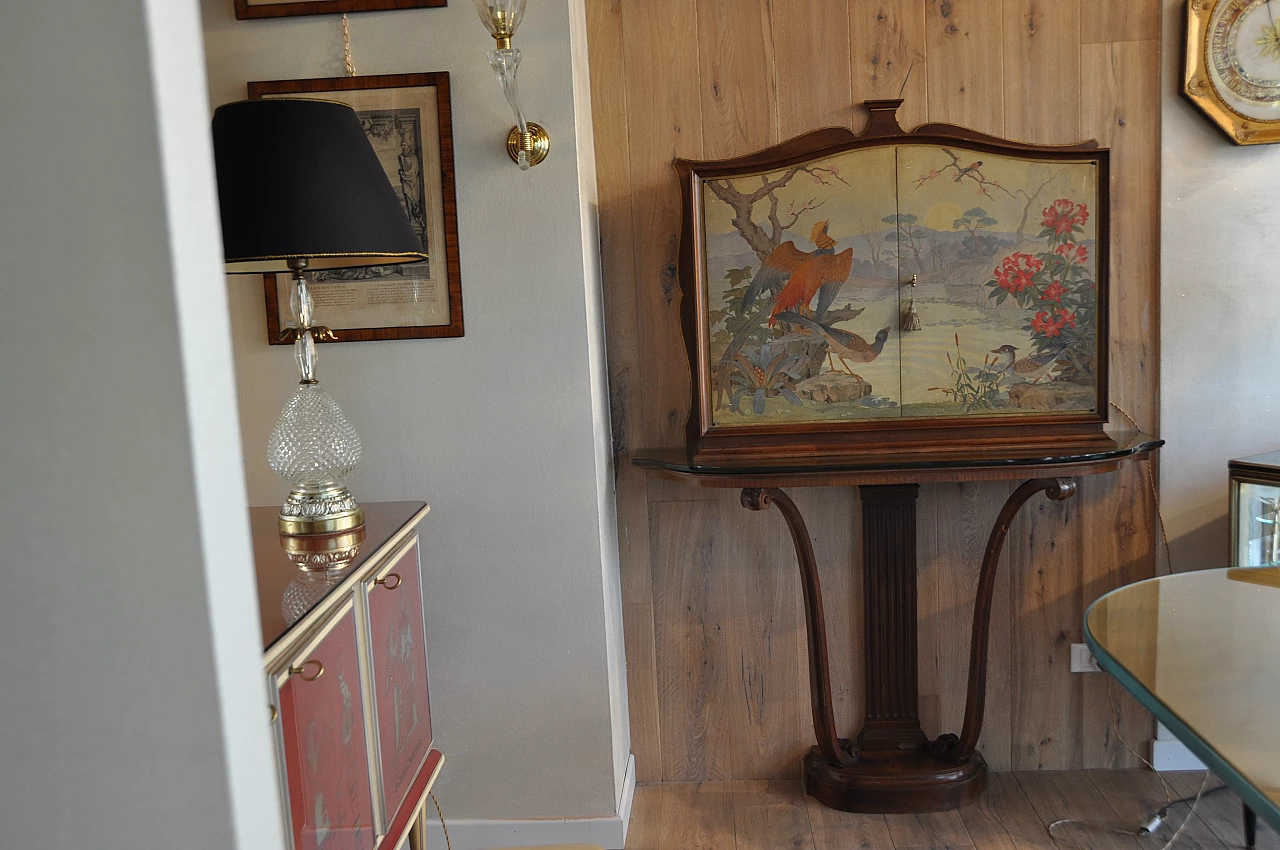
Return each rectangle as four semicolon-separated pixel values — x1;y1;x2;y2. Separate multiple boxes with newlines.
804;745;987;813
743;477;1076;814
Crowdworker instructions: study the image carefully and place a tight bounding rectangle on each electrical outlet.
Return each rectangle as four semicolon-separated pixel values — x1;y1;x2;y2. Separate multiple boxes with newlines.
1070;643;1102;673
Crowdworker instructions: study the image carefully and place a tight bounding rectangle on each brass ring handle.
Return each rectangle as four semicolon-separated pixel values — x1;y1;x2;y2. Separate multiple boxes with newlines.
290;659;324;681
375;572;402;590
269;704;278;722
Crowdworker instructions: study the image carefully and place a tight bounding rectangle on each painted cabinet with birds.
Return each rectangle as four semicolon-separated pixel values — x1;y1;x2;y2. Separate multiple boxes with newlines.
676;100;1111;462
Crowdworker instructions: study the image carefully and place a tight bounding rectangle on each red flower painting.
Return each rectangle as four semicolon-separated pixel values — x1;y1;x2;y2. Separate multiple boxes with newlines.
1031;310;1061;337
1041;198;1088;237
1054;242;1088;265
994;253;1043;293
983;192;1096;379
1040;280;1067;302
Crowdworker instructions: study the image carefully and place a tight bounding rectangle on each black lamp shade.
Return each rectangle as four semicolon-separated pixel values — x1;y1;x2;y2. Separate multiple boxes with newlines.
212;98;428;274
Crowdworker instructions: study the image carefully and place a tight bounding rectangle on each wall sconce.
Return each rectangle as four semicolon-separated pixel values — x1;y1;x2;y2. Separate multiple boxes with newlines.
473;0;549;169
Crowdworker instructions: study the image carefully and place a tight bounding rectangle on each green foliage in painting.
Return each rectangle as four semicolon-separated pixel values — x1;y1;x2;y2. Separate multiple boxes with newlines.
728;341;805;415
710;266;779;353
928;333;1008;412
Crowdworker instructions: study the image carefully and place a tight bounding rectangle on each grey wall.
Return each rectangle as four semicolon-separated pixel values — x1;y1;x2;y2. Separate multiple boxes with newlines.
0;1;285;847
201;0;629;819
1161;0;1280;569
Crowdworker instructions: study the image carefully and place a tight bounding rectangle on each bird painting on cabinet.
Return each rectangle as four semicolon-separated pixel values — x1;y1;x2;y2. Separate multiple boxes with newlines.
695;139;1102;429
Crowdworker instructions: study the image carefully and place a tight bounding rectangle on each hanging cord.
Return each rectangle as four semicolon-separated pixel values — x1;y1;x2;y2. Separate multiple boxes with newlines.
1109;401;1175;575
342;13;357;77
429;791;452;850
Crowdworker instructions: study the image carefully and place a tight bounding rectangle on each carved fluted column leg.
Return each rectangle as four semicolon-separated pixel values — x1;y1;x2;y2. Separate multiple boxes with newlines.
857;485;929;753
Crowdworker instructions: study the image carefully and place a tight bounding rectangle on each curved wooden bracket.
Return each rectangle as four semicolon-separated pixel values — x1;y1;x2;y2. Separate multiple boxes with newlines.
934;477;1077;761
742;487;856;767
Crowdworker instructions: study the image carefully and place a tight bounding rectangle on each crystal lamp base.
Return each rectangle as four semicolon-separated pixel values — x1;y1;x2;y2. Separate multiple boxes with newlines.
278;482;366;535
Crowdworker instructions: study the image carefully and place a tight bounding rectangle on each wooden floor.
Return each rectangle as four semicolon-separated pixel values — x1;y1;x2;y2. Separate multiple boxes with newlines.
625;771;1276;850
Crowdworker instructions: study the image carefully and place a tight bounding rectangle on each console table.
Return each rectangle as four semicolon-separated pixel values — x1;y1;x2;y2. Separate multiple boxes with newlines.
253;501;442;850
634;432;1162;813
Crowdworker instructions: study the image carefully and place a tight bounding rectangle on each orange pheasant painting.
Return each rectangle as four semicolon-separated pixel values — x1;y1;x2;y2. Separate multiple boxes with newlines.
703;147;903;423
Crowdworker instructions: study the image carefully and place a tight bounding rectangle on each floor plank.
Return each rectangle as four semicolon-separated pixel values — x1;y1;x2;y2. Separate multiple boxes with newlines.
1015;770;1146;849
624;771;1245;849
651;781;737;850
731;780;814;850
1087;769;1227;849
804;790;895;850
958;772;1057;850
882;809;975;849
625;784;663;850
1164;771;1279;850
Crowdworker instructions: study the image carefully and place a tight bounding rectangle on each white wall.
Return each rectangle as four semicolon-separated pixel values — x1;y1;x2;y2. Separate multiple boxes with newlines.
201;0;629;821
1161;0;1280;570
0;1;285;848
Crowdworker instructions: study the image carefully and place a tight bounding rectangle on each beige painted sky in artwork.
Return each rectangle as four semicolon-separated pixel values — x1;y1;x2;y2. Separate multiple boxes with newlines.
701;144;1099;245
701;148;896;243
897;145;1099;243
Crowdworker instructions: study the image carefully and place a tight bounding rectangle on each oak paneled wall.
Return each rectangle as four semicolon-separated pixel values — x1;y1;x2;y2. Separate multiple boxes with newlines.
586;0;1161;781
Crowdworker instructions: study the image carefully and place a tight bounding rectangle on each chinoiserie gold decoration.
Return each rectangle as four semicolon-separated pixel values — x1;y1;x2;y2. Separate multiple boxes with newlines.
1184;0;1280;145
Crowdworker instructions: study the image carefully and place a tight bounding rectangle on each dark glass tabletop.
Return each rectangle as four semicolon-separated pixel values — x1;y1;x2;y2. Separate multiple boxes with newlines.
633;431;1162;483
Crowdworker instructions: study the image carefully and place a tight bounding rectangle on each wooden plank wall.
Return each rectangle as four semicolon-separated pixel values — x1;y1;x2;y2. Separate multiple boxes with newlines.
586;0;1162;781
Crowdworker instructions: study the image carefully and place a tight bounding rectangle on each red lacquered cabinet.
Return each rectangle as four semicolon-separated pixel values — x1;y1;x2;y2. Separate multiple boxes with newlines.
365;542;434;818
255;502;443;850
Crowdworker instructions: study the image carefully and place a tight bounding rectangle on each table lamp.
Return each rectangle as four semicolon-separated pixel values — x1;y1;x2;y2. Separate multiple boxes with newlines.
211;98;427;535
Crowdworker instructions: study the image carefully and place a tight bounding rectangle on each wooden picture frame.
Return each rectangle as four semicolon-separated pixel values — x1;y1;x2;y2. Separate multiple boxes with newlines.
677;100;1111;463
234;0;444;21
248;72;464;343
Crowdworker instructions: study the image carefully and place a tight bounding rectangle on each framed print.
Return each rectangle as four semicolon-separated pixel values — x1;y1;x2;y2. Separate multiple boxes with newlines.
676;100;1110;462
248;73;464;343
235;0;445;21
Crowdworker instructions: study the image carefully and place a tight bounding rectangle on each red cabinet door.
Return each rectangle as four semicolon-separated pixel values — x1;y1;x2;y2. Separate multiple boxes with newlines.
277;600;378;850
365;540;433;819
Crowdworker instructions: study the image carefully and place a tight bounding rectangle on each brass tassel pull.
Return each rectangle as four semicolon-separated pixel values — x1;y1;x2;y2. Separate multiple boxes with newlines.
901;274;922;332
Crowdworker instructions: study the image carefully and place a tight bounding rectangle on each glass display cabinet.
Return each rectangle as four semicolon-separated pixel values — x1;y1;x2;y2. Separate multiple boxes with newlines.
1229;450;1280;567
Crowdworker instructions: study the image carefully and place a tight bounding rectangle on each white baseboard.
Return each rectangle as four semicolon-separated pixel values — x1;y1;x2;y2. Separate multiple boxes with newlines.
422;753;637;850
1152;738;1207;771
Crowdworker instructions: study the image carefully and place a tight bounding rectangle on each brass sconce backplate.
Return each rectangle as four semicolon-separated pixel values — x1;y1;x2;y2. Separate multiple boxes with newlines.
507;122;550;166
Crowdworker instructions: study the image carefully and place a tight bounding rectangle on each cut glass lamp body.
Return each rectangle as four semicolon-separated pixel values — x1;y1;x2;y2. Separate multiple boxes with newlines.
268;380;364;534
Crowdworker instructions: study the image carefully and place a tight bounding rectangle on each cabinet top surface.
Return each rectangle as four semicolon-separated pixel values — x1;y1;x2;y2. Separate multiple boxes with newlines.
633;431;1161;486
252;500;428;653
1230;449;1280;475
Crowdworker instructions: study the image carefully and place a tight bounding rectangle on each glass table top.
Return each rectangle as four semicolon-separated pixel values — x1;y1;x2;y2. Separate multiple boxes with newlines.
1085;567;1280;832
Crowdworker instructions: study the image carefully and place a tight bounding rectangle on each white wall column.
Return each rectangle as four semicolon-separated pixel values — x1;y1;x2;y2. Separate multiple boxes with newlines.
0;1;285;847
